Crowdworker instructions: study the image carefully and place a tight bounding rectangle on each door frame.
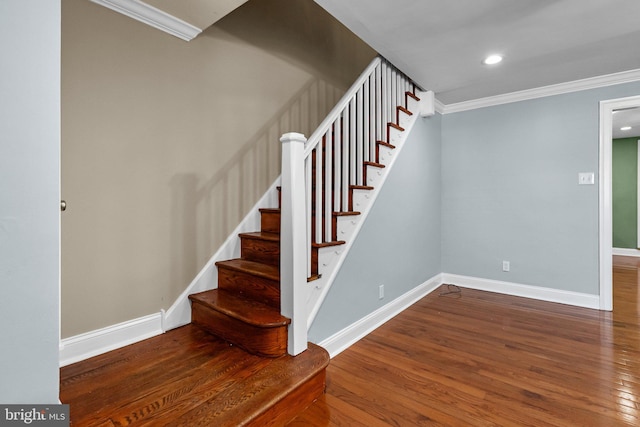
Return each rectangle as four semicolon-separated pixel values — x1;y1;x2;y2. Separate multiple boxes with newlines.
599;94;640;310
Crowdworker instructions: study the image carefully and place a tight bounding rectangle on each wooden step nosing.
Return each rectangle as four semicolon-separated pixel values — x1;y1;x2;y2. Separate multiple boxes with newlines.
193;301;290;328
259;208;280;214
406;91;420;101
364;161;385;168
238;231;280;242
312;240;346;248
377;140;396;149
350;185;374;191
333;211;361;217
388;122;405;131
189;292;290;328
398;105;413;115
215;260;280;282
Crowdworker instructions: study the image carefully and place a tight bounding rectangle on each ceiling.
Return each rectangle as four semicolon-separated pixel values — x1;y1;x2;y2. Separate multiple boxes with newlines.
613;108;640;139
313;0;640;106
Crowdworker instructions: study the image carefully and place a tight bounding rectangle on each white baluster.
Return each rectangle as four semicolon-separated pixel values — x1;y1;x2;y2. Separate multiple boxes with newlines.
324;127;332;243
369;73;376;162
305;154;312;277
315;143;322;244
334;117;342;213
356;87;364;186
342;108;349;211
363;78;370;163
375;64;382;144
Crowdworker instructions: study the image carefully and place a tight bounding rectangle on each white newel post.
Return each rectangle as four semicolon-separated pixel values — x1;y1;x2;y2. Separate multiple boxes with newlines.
280;132;308;356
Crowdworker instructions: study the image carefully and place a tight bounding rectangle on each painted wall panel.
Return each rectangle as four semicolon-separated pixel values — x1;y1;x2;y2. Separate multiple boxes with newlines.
612;137;638;248
442;82;640;295
309;115;442;342
0;0;61;403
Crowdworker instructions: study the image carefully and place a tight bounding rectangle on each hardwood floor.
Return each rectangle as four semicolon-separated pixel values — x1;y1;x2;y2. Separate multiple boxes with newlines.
60;325;329;426
288;256;640;426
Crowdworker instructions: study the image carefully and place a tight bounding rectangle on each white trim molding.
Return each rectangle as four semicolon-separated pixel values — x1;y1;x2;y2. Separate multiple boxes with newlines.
443;68;640;114
442;273;600;310
318;274;443;358
613;247;640;257
599;95;640;311
59;312;163;367
90;0;202;41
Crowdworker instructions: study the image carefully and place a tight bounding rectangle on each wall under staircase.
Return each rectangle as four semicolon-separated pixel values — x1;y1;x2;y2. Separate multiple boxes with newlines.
309;113;443;353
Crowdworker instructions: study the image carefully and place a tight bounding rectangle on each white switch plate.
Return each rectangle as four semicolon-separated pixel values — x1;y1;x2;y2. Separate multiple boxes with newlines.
578;172;595;185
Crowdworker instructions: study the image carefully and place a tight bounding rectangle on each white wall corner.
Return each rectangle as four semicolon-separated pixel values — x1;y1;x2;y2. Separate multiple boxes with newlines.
318;274;443;358
441;273;601;310
59;312;164;367
90;0;202;41
434;97;446;115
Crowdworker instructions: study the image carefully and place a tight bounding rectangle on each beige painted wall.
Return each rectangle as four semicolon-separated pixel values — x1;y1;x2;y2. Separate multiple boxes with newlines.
61;0;375;338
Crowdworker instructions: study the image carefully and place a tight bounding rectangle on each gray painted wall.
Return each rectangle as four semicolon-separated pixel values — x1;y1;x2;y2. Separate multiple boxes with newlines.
0;0;61;403
309;114;442;342
442;81;640;295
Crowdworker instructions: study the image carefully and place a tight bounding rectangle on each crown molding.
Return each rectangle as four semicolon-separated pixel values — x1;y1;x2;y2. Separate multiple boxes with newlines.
91;0;202;41
442;68;640;114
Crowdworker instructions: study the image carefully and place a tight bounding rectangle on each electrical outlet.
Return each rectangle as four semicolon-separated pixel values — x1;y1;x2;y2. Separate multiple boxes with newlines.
502;261;510;272
379;284;384;300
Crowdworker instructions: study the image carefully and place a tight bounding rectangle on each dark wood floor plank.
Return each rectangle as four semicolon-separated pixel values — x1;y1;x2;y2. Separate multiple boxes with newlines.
60;325;328;426
289;256;640;426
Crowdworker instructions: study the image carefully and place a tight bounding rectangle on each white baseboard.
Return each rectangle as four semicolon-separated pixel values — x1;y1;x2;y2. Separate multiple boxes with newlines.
318;274;443;358
442;273;600;309
60;272;602;365
613;247;640;257
59;312;163;367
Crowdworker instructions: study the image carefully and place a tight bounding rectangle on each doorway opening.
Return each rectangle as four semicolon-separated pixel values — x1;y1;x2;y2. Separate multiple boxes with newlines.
599;95;640;311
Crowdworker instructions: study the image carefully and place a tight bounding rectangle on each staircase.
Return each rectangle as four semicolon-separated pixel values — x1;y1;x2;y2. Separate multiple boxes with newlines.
59;57;424;426
181;57;422;425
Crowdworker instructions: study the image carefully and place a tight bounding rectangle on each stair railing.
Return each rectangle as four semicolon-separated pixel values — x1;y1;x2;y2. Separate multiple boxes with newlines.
281;56;418;355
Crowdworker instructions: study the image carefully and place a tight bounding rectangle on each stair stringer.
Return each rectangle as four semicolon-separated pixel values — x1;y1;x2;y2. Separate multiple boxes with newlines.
162;178;281;332
306;94;422;329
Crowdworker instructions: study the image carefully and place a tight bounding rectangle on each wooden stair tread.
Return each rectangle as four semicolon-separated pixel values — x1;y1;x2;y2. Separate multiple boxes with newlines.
60;324;329;427
398;105;413;115
377;140;396;149
189;289;290;328
216;258;280;282
364;161;385;168
406;91;420;101
239;231;280;242
388;122;405;131
259;207;280;213
333;211;361;217
350;185;374;191
312;240;345;248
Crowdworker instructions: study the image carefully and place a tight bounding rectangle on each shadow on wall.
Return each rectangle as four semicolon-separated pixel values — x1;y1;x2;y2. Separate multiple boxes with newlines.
212;0;376;90
168;77;343;293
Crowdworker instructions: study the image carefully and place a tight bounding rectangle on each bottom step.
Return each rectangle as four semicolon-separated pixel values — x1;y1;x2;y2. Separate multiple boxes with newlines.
60;324;330;427
189;289;290;357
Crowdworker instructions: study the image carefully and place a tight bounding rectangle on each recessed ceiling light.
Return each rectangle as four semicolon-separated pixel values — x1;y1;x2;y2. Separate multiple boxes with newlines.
621;126;632;131
482;54;503;65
